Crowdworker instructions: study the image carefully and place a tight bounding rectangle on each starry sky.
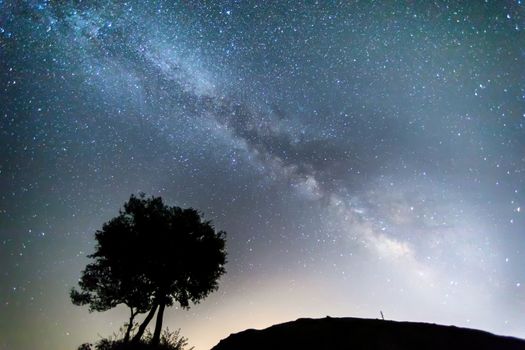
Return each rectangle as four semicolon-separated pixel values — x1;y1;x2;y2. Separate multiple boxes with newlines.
1;1;525;350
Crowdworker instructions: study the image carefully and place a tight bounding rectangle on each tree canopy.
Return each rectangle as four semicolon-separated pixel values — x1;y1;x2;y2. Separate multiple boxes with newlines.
71;194;227;345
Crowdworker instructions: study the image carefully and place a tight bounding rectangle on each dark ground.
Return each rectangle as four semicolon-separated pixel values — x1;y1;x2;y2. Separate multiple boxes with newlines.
211;317;525;350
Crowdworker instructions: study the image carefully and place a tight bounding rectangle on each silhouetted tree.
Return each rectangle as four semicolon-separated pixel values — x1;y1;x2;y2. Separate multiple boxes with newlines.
72;194;227;346
125;195;227;345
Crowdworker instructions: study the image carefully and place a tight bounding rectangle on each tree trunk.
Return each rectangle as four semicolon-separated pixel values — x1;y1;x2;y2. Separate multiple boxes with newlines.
132;303;158;343
124;307;136;342
151;300;166;345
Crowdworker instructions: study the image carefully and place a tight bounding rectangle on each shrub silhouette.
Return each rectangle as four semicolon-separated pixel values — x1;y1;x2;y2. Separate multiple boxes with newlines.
76;328;192;350
71;194;227;345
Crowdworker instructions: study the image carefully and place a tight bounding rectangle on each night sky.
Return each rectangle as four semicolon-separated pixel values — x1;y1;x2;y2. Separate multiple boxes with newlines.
1;1;525;350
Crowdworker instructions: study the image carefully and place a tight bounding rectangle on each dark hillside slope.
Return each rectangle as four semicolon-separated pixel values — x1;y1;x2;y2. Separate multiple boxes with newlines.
211;317;525;350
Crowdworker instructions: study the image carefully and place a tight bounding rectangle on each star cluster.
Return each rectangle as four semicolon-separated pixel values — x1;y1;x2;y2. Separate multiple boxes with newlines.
1;1;524;350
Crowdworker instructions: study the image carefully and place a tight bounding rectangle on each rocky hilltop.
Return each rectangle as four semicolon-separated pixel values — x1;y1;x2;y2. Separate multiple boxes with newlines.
211;317;525;350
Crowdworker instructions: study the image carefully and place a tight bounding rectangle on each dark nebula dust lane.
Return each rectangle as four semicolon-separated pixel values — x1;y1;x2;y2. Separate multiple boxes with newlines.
1;1;524;350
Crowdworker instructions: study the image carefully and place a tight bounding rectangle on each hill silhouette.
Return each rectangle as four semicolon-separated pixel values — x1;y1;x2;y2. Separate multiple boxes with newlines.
211;317;525;350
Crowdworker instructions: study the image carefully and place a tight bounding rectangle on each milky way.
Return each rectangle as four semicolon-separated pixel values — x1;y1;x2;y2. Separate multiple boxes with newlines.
1;2;525;350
